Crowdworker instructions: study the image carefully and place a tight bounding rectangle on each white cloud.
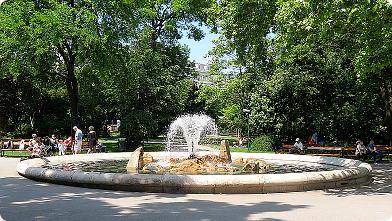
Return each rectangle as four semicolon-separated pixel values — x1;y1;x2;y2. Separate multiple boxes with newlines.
389;0;392;5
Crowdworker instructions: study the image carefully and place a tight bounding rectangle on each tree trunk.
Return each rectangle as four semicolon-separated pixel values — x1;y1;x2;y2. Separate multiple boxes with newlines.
382;82;392;146
385;87;392;147
58;39;79;128
65;51;79;127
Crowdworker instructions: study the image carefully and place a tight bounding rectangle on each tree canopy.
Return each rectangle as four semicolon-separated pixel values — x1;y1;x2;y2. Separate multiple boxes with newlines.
1;0;392;148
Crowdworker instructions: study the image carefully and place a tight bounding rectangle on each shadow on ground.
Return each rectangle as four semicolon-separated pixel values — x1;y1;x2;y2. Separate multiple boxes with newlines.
324;160;392;197
0;177;308;221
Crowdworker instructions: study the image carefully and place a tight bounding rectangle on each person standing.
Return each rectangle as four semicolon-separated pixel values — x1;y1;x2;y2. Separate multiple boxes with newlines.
49;134;58;156
87;126;97;154
73;126;83;154
58;140;66;156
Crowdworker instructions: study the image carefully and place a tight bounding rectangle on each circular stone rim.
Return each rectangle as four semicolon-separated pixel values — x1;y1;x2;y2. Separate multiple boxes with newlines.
16;152;372;194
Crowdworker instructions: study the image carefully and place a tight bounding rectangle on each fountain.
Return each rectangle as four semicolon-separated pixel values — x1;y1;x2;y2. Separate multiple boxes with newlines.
166;114;218;154
16;114;373;193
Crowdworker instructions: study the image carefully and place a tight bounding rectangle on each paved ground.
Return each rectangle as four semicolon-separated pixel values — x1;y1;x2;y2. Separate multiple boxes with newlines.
1;156;392;221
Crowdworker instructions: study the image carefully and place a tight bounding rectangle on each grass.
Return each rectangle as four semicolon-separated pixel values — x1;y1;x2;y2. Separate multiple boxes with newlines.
142;142;165;152
99;137;165;153
1;151;31;157
1;136;267;157
99;140;119;152
203;143;275;153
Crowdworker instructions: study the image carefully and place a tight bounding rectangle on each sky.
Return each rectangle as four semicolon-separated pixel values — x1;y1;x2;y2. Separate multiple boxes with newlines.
179;27;219;64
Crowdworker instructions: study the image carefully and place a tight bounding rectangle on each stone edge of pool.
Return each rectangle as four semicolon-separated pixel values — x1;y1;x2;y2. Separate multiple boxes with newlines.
16;152;372;194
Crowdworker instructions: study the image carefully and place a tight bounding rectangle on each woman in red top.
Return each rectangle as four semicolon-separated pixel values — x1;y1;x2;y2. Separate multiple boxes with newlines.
63;136;73;153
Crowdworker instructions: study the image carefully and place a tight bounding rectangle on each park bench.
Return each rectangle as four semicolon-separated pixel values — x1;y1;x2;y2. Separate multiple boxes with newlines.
305;146;343;157
277;144;343;157
1;138;31;157
276;144;295;153
276;144;320;154
342;145;392;160
376;145;392;159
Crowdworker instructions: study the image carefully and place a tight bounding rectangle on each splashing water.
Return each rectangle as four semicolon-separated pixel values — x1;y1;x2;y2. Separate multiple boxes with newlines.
166;114;218;153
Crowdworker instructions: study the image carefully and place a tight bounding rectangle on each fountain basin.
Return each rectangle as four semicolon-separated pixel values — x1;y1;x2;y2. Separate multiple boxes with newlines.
16;152;372;193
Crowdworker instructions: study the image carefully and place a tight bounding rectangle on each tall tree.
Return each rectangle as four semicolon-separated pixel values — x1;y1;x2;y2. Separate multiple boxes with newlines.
275;0;392;144
197;0;277;136
206;0;277;73
0;0;136;127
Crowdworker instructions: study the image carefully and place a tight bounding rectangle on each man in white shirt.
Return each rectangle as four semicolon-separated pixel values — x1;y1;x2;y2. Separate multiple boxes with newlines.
290;138;303;154
73;126;83;154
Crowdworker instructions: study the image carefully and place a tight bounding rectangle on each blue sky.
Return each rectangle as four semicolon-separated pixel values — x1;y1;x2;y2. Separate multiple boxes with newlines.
179;27;219;64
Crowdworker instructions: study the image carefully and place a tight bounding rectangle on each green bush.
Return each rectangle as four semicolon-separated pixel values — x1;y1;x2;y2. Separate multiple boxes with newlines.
119;110;158;150
250;135;277;152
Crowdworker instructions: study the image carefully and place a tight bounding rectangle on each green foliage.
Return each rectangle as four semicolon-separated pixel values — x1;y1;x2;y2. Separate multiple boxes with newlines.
0;0;212;143
250;135;277;152
196;72;255;136
276;0;392;74
207;0;277;70
1;0;391;148
119;110;158;150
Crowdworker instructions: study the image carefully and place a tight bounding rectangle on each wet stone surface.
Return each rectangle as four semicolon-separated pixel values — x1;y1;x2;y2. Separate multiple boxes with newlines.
41;160;342;175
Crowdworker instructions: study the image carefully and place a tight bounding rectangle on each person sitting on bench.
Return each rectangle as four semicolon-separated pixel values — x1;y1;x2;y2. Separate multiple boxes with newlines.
290;138;303;154
30;141;43;158
367;140;382;164
27;134;38;154
355;140;367;161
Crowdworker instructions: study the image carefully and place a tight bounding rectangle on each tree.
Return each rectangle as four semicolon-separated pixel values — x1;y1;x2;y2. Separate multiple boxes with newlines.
251;40;384;143
274;0;392;144
206;0;277;73
112;0;214;142
126;0;213;48
0;0;136;127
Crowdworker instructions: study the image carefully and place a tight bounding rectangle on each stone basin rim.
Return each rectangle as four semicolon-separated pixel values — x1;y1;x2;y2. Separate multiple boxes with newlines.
16;152;373;194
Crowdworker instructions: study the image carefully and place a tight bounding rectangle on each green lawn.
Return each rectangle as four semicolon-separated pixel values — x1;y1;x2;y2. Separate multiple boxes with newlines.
203;144;275;153
100;138;165;152
1;136;265;157
1;151;31;157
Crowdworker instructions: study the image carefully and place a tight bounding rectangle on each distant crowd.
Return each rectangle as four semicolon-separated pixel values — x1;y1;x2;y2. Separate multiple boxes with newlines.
24;125;98;158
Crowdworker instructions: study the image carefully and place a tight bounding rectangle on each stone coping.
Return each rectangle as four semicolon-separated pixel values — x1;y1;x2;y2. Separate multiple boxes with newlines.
16;152;372;194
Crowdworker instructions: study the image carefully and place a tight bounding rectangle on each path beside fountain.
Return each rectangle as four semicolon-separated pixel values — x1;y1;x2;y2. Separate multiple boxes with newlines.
1;157;391;221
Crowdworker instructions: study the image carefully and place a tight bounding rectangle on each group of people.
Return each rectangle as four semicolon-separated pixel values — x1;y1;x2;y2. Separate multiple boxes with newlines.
290;136;383;164
26;125;98;158
26;133;74;157
356;140;383;164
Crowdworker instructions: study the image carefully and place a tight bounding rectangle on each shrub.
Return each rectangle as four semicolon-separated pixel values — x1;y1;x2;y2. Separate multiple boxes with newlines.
250;135;277;152
119;110;158;150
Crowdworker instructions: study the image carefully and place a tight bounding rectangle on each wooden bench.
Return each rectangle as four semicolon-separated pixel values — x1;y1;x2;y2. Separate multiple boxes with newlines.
276;144;320;154
1;138;30;147
276;144;294;154
342;147;356;158
1;138;31;157
375;145;392;159
277;142;392;160
305;146;343;157
343;145;392;160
